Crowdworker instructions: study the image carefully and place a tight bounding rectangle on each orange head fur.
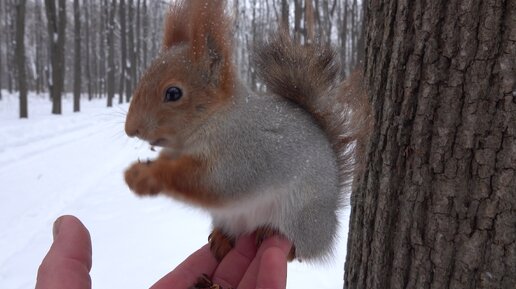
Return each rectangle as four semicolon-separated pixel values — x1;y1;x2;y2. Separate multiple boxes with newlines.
125;0;234;152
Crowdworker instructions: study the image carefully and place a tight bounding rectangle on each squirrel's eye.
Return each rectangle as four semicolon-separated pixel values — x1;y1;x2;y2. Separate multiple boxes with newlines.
164;86;183;102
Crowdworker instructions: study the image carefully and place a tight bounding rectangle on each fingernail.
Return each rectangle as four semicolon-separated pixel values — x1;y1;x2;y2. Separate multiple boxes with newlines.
53;217;63;240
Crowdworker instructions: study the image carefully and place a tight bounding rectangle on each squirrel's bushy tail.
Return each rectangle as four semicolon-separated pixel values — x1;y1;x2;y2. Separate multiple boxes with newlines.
254;32;340;116
254;32;371;189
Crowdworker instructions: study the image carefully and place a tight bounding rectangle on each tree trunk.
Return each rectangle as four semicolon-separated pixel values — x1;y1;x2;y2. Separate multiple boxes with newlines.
84;0;92;100
106;0;116;107
294;0;302;43
344;1;516;289
45;0;67;115
34;0;45;95
136;0;141;80
304;0;314;44
142;0;148;70
119;0;126;103
126;0;136;102
280;0;289;30
0;0;3;100
15;0;27;118
73;0;81;112
5;0;15;94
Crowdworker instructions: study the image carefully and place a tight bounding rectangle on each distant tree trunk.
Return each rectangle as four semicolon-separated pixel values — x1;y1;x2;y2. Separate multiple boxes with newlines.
34;0;45;95
99;0;108;98
106;0;116;107
141;0;148;70
5;0;15;94
119;0;126;104
293;0;302;43
15;0;27;118
355;0;364;66
280;0;288;30
350;0;357;68
344;1;516;289
304;0;314;44
84;0;92;100
127;0;136;102
249;0;257;88
135;0;141;79
0;1;3;100
45;0;67;115
73;0;81;112
340;0;348;75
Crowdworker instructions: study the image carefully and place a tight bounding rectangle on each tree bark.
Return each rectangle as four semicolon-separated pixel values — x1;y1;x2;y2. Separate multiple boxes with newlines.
45;0;67;115
73;0;81;112
15;0;27;118
344;1;516;289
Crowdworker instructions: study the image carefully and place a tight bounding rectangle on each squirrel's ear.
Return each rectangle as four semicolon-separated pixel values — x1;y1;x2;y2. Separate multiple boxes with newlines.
162;1;190;50
189;0;234;91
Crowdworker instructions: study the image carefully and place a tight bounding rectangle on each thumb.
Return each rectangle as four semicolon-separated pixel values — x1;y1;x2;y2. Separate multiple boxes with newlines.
35;215;92;289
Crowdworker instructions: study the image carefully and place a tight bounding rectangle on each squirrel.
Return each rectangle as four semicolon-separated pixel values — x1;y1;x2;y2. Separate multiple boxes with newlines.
124;0;369;266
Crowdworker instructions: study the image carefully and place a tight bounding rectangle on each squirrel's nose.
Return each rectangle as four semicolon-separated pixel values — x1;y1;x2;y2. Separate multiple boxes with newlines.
125;122;140;138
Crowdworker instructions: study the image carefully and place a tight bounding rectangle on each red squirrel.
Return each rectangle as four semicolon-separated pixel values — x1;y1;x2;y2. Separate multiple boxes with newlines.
124;0;369;267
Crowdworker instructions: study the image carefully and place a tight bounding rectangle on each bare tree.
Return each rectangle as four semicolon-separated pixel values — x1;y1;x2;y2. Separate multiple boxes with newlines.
141;0;148;70
15;0;27;118
45;0;67;114
344;0;516;288
73;0;81;112
304;0;314;43
119;0;126;103
126;0;136;102
84;0;92;100
0;1;3;101
106;0;116;107
4;0;15;93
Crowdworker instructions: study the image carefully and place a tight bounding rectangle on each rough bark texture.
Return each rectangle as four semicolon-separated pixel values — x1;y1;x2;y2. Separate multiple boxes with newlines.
344;0;515;289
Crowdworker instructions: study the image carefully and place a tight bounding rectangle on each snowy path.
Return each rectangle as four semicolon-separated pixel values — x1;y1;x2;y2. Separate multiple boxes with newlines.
0;94;349;289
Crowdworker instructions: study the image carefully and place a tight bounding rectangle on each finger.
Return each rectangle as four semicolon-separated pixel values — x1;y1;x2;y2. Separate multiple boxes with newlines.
238;236;292;289
36;215;92;289
211;234;258;288
150;244;218;289
256;247;288;289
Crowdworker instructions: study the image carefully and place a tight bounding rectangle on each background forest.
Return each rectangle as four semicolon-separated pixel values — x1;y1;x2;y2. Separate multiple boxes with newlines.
0;1;364;288
0;0;363;117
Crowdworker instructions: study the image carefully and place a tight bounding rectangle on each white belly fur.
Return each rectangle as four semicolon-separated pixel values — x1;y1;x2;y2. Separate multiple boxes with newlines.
208;189;287;236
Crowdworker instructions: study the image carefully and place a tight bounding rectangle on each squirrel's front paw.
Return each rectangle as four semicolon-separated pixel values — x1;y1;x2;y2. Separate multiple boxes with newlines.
124;162;163;196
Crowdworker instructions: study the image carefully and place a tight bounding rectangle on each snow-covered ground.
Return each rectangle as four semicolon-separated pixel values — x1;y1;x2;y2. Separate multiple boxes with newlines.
0;91;349;289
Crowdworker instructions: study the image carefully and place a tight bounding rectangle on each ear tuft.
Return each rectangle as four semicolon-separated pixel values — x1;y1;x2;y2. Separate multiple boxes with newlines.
162;1;190;50
162;0;234;95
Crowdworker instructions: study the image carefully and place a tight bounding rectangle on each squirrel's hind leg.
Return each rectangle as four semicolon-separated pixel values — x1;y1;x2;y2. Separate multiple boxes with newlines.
255;227;297;261
208;228;235;261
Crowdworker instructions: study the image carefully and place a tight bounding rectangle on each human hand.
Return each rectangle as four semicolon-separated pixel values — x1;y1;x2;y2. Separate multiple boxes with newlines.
151;232;292;289
35;215;291;289
35;215;92;289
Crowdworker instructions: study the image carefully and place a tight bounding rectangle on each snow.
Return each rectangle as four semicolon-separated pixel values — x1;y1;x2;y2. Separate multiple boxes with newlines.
0;90;349;289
